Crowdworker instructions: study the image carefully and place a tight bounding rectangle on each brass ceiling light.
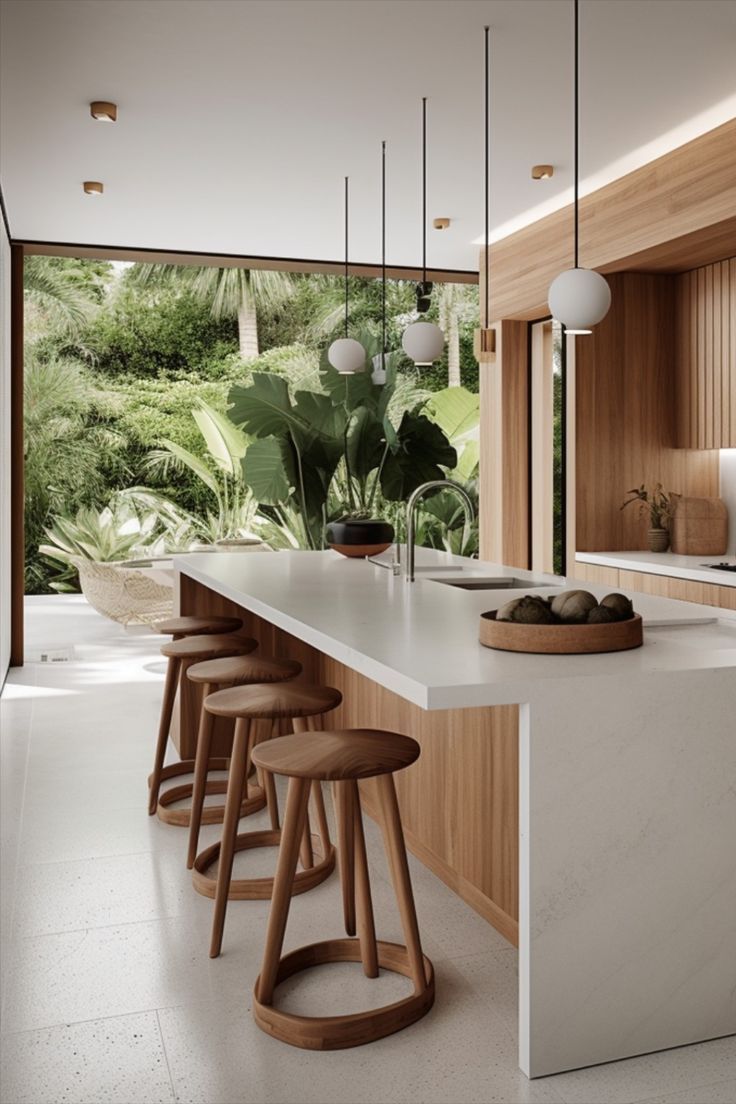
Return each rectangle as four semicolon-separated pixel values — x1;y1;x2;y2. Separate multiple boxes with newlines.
90;101;117;122
532;164;554;180
83;181;104;195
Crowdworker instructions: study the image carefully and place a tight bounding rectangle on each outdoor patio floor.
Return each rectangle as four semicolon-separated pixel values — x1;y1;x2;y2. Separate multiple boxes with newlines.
1;595;734;1104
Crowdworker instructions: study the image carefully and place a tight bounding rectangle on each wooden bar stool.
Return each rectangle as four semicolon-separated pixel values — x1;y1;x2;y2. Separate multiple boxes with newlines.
185;653;303;858
250;729;434;1050
148;633;257;821
198;683;342;959
153;615;243;641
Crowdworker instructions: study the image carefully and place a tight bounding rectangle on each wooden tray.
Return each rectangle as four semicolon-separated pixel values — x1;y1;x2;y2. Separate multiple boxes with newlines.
479;611;643;655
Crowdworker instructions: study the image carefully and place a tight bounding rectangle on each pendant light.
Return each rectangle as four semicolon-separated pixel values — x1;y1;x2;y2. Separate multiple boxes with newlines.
474;25;495;363
402;97;445;367
548;0;610;334
372;141;388;385
327;176;366;374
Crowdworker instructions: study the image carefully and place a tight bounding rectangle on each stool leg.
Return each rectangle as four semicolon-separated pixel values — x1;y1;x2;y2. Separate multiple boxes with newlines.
148;656;181;815
310;781;331;856
209;717;253;958
263;721;280;831
290;717;314;870
256;776;312;1005
186;683;214;870
350;780;379;979
375;773;427;993
333;781;356;937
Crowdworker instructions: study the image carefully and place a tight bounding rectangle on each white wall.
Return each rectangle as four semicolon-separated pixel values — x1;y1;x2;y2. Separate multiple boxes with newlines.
0;219;11;682
719;450;736;556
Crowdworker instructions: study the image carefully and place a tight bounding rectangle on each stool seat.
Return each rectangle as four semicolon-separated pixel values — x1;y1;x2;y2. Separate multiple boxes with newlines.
204;683;342;720
160;633;257;660
252;730;420;781
187;654;302;686
154;615;243;637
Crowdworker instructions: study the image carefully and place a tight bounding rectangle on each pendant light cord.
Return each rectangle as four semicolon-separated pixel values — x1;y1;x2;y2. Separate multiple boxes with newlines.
344;176;349;338
422;97;427;285
382;139;386;371
574;0;579;269
484;25;489;329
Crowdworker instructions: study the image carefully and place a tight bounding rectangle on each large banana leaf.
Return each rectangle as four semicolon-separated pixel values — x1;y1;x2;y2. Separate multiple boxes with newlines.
423;387;479;442
292;390;348;439
380;412;457;501
242;437;296;504
228;373;310;445
192;401;247;477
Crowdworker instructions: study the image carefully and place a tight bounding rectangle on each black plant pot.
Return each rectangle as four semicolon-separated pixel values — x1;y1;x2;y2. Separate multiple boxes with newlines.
325;519;395;559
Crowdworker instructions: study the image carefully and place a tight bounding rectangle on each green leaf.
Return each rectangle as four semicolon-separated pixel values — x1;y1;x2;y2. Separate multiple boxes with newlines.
192;401;247;477
346;407;386;481
242;437;296;504
423;387;480;442
292;390;348;439
380;412;457;501
228;373;308;444
153;439;221;498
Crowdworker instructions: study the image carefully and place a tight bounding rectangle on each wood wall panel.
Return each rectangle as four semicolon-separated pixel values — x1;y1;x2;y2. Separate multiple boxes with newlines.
618;569;736;611
676;258;736;449
178;573;520;945
575;273;720;552
479;320;530;569
481;120;736;321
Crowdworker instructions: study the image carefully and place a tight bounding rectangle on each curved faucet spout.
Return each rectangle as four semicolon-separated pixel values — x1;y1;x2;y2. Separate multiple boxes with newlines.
405;479;475;582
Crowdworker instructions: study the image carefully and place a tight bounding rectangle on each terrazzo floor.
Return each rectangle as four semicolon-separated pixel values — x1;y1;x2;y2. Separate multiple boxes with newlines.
1;595;734;1104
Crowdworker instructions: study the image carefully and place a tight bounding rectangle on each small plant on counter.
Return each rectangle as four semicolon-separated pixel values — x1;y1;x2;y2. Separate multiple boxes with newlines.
620;482;677;552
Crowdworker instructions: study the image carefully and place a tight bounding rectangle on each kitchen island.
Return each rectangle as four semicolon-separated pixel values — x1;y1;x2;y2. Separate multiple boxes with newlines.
173;548;736;1078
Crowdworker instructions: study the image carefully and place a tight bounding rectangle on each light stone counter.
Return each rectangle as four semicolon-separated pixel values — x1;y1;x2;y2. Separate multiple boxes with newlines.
175;548;736;1079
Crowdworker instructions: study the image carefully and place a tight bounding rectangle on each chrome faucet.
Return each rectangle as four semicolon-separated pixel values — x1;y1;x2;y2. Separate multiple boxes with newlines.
405;479;475;582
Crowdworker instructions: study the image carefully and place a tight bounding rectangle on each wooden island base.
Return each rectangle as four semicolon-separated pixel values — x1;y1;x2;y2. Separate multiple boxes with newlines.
175;574;519;946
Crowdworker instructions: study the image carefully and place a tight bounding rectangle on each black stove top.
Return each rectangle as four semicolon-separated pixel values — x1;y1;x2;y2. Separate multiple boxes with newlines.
701;563;736;573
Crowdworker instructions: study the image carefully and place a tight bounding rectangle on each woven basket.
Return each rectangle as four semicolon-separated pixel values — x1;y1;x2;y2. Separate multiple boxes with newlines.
72;557;174;627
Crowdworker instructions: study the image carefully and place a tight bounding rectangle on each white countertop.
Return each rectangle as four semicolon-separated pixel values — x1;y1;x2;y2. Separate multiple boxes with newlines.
174;548;736;710
576;549;736;587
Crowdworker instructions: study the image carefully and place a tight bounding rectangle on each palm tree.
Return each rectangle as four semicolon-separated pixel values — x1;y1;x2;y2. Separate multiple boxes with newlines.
437;283;479;388
23;256;101;336
129;264;294;359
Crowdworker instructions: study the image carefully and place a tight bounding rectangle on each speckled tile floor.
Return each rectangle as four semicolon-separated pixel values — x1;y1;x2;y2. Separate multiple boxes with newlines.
1;596;734;1104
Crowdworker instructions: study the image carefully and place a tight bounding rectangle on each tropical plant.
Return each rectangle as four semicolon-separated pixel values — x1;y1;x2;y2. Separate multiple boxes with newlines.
128;264;295;359
142;399;260;540
228;327;457;550
422;386;480;481
23;354;129;592
38;491;194;592
620;482;676;530
24;256;106;337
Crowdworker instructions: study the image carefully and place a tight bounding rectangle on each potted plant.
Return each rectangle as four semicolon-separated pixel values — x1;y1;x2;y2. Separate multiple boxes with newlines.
620;483;676;552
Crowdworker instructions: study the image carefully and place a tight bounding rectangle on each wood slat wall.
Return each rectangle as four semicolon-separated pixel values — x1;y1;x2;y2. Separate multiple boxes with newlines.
676;257;736;449
575;273;720;552
573;562;736;610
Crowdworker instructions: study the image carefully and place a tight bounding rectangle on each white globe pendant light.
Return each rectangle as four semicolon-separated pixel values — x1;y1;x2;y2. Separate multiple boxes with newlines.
327;177;366;374
547;0;610;334
548;267;611;334
402;320;445;366
402;97;444;367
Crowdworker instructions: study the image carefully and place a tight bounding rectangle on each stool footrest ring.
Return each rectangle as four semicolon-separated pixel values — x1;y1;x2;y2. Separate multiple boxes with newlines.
252;939;434;1049
193;832;336;900
149;759;265;827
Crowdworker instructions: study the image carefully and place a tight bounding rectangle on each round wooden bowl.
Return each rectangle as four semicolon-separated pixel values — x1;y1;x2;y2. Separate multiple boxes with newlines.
479;611;643;655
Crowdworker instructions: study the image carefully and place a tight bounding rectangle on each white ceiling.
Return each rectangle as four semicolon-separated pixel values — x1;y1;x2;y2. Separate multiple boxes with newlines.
1;0;735;271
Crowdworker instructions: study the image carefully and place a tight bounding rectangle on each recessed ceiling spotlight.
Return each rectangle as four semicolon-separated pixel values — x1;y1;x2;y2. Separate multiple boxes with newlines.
531;164;554;180
90;101;117;122
433;217;450;230
83;181;104;195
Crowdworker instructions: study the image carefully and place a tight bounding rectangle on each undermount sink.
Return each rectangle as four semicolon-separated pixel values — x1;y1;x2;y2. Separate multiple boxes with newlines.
428;576;548;590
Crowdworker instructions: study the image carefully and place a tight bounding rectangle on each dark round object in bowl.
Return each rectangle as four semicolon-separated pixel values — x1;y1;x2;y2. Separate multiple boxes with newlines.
325;519;394;559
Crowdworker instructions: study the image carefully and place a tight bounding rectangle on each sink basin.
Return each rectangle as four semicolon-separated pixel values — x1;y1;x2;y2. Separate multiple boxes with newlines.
428;576;548;590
